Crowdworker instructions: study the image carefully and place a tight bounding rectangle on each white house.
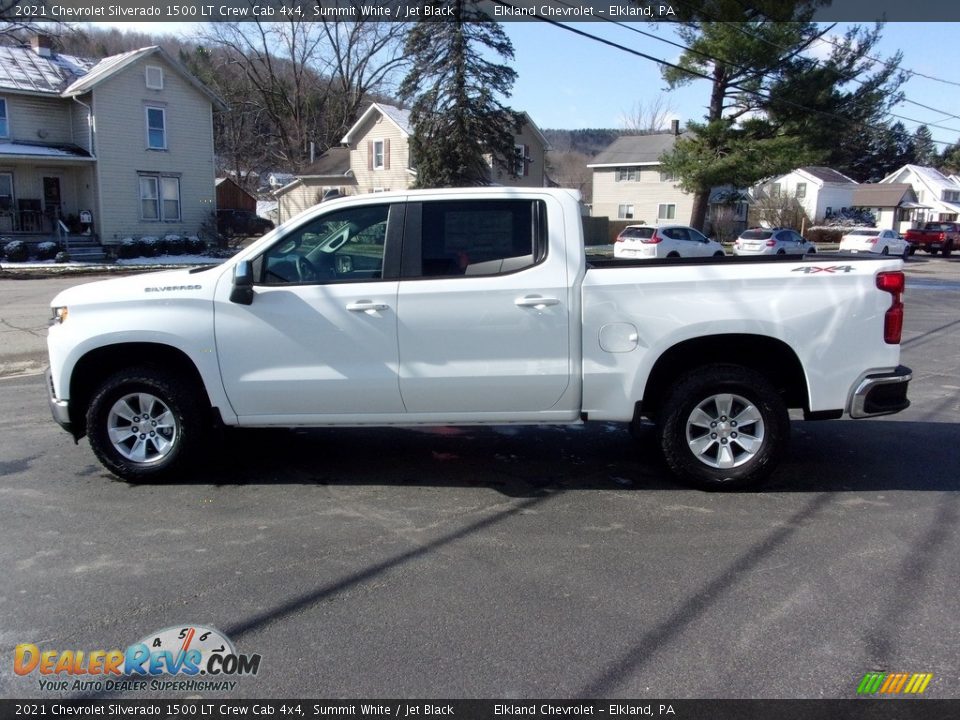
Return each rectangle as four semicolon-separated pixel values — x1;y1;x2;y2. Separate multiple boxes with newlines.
880;164;960;223
756;166;858;224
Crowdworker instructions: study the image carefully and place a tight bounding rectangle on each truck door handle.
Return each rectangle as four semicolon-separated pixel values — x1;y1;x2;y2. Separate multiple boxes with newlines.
346;301;389;313
515;296;560;308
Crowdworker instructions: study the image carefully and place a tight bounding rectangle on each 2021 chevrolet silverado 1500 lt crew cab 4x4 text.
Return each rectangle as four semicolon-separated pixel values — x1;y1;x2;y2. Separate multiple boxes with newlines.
46;188;911;490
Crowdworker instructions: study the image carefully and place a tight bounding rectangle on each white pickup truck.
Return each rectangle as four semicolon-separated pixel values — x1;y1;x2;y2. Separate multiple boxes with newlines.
46;188;911;490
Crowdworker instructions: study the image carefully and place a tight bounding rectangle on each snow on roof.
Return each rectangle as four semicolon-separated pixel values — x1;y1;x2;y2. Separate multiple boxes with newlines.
0;45;95;94
798;166;857;185
0;140;93;160
0;42;224;108
377;103;412;135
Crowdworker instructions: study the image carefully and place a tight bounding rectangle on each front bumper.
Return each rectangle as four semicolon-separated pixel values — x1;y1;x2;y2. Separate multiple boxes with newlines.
849;365;912;418
45;367;73;434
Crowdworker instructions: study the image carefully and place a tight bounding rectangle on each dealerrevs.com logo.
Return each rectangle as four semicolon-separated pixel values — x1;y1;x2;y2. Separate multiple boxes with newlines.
14;625;261;693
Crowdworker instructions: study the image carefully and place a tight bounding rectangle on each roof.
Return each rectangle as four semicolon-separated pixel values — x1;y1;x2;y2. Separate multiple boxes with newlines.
588;132;689;167
852;183;917;207
0;42;224;109
298;147;352;177
0;140;94;160
797;166;857;185
0;45;94;94
342;102;412;144
881;164;960;191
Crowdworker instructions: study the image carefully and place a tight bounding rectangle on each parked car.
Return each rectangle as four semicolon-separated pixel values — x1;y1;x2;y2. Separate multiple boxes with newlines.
839;228;909;258
903;222;959;257
217;209;275;237
614;224;726;259
733;228;817;256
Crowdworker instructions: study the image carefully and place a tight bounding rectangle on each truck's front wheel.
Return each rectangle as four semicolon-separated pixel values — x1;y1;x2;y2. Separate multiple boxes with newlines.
658;365;788;490
86;366;205;481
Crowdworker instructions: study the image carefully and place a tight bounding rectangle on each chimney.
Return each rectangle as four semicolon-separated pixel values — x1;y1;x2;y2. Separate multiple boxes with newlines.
31;33;54;57
671;119;680;136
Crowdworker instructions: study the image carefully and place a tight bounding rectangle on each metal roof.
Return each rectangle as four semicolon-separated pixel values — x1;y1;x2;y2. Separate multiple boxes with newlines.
0;45;95;94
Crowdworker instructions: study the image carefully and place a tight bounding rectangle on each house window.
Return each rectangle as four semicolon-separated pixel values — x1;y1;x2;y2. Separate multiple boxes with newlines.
659;170;676;182
618;204;634;220
0;98;8;137
373;140;385;170
514;144;526;177
658;203;676;220
616;167;638;182
771;183;782;198
146;107;166;150
145;65;164;90
139;175;180;221
796;182;807;198
943;190;959;202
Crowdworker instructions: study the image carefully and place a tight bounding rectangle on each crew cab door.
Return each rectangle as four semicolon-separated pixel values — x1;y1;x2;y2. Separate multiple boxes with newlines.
395;197;571;415
214;202;405;419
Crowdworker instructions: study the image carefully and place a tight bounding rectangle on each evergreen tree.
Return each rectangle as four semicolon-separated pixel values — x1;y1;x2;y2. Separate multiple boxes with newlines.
398;0;522;187
940;140;960;175
658;8;905;227
911;125;937;167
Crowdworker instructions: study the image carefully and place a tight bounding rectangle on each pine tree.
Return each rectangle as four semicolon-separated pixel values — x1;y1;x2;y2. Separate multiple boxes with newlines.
398;0;523;188
911;125;937;167
658;10;905;227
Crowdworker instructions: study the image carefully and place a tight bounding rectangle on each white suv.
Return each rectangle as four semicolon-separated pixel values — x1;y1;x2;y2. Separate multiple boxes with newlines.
614;224;726;259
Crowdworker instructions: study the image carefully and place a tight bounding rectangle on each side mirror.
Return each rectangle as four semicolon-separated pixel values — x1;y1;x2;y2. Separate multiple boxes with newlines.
230;260;254;305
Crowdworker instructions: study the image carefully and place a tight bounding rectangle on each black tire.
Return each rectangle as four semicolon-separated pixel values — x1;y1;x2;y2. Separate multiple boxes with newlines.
86;366;206;481
944;242;953;258
776;249;786;255
657;364;789;491
667;251;681;258
881;246;889;256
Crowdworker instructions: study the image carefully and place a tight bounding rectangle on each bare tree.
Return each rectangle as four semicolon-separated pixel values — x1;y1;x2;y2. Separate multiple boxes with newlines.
619;95;677;134
202;14;407;172
751;191;811;230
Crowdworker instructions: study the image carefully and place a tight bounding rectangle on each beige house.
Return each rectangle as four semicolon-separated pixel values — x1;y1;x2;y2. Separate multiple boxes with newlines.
0;36;222;254
589;130;705;226
340;102;550;193
273;148;354;224
589;129;750;233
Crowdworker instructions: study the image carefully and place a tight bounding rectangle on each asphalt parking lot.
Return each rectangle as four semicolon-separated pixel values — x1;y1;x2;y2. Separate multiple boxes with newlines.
0;256;958;700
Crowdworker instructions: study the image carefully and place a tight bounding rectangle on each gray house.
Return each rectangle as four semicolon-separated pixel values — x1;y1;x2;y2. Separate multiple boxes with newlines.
0;35;223;253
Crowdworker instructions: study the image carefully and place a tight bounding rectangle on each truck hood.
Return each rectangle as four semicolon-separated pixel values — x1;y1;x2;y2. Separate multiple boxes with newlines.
50;266;224;308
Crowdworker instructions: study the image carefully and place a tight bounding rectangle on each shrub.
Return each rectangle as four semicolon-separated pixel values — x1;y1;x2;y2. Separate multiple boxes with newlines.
36;241;59;260
138;236;161;257
117;238;139;259
3;240;28;262
185;235;206;254
163;234;186;255
54;251;71;263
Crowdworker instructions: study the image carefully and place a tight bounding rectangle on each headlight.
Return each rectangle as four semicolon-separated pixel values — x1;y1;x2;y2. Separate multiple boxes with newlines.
50;306;68;325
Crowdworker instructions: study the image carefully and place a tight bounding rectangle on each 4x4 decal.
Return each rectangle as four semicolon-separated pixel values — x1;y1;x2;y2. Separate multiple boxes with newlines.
792;265;856;274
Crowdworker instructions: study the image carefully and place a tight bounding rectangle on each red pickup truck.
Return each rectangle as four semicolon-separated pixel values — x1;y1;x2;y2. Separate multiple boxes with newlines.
904;222;959;256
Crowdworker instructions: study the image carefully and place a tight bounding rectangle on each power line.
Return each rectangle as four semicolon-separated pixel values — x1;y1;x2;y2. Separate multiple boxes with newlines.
518;1;958;146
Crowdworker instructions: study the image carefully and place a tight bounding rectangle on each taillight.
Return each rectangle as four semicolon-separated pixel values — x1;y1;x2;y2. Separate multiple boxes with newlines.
615;233;625;243
765;239;776;247
642;232;662;244
869;237;879;244
877;271;904;344
939;232;947;241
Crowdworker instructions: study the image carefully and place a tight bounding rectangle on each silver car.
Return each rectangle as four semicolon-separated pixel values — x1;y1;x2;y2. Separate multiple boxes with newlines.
734;228;817;256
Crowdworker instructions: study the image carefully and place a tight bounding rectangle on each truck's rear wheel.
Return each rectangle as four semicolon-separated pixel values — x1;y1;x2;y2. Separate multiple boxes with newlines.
658;365;788;490
944;242;953;258
86;366;205;481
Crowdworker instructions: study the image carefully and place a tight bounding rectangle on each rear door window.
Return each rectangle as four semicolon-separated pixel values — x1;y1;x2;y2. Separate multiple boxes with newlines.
407;199;547;278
